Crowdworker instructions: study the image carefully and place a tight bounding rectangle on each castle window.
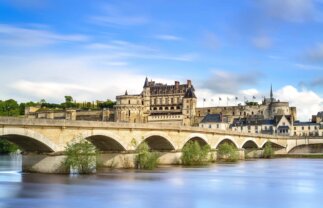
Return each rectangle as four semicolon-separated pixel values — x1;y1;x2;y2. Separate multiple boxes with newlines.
308;126;310;130
251;112;254;115
165;107;169;110
171;98;174;104
128;100;130;104
209;125;212;128
159;107;162;110
128;110;131;116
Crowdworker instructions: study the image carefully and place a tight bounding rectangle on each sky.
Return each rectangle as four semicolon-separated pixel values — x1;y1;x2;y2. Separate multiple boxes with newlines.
0;0;322;121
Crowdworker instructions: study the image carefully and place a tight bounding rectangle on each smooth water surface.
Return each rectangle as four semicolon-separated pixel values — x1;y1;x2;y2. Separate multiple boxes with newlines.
1;155;323;208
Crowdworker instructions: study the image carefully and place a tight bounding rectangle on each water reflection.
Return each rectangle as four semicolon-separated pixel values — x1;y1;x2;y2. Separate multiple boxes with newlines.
1;156;323;208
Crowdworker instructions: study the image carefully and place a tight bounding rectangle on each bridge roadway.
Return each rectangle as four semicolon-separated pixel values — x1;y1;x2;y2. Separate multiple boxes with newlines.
0;117;323;173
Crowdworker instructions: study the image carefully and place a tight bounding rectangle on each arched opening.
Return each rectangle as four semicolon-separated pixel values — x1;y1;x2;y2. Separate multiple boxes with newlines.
183;137;208;148
85;135;126;152
216;139;238;149
261;141;285;151
0;134;54;153
140;136;175;151
289;144;323;154
242;140;258;149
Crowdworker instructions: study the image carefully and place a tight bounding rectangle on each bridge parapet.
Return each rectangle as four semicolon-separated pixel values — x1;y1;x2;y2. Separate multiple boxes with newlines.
0;117;294;140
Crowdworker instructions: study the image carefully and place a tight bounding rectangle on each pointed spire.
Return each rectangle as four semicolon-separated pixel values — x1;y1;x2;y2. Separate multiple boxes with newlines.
125;90;128;95
143;77;149;88
270;84;273;101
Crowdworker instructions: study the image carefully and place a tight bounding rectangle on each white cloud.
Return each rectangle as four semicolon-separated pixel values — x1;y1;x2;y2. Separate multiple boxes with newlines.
259;0;319;23
90;4;149;26
196;84;323;121
0;54;176;103
275;85;323;121
87;40;196;62
252;35;272;49
0;24;88;47
155;35;182;41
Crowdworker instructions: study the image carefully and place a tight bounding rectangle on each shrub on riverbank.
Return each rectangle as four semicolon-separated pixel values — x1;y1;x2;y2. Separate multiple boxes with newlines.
0;140;19;154
135;142;159;170
63;139;98;174
217;142;239;162
181;141;211;166
263;141;274;158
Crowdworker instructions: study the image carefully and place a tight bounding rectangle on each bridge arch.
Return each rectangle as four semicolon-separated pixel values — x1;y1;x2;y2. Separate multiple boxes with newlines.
215;136;239;149
288;143;323;154
182;134;209;149
260;140;285;149
0;128;58;152
79;131;127;152
241;139;260;149
140;132;176;151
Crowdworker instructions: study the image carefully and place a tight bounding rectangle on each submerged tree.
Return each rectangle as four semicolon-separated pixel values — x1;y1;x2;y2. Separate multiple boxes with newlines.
217;142;239;162
135;142;159;170
181;141;211;166
63;139;98;174
263;141;274;159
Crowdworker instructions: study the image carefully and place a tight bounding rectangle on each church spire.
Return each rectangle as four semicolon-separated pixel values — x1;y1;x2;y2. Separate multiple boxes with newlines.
270;84;273;101
143;77;149;88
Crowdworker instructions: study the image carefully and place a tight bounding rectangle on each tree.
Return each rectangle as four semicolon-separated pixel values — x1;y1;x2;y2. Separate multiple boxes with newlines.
0;140;19;154
217;142;239;162
63;139;98;174
263;141;274;158
135;142;159;170
64;96;73;103
0;99;20;116
181;141;211;165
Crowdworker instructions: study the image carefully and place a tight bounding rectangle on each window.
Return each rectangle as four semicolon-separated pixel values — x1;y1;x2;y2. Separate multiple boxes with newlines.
128;100;130;104
308;126;310;130
209;125;212;128
217;124;219;128
294;127;296;130
302;126;304;130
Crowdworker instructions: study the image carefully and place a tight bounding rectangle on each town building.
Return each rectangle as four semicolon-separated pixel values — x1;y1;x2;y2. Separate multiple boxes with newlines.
195;86;297;125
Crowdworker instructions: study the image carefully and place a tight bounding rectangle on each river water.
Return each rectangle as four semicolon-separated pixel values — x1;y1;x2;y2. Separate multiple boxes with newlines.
1;155;323;208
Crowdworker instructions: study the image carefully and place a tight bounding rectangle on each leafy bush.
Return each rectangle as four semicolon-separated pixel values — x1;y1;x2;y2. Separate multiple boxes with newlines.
217;142;239;162
63;139;98;174
0;140;19;154
181;141;211;166
135;142;159;170
263;141;274;158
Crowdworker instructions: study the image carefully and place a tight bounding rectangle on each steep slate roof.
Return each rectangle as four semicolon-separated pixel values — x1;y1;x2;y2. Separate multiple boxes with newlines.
201;114;222;123
294;121;319;126
184;87;197;98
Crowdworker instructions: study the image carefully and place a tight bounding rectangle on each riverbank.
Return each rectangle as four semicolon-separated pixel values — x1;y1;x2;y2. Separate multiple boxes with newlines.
275;154;323;158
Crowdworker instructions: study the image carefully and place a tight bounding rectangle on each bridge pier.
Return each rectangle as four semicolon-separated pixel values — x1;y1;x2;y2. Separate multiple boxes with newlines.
22;153;67;173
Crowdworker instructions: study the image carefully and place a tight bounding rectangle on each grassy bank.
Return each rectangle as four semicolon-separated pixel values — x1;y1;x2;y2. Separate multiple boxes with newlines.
275;154;323;159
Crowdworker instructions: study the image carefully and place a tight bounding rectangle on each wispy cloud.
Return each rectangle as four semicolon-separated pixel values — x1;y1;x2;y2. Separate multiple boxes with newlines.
304;43;323;62
252;35;272;49
201;70;263;94
87;40;196;62
0;24;88;47
89;4;149;26
295;63;323;70
257;0;320;23
155;35;182;41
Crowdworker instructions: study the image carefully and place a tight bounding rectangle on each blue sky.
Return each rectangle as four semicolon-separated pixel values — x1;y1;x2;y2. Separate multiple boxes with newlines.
0;0;322;120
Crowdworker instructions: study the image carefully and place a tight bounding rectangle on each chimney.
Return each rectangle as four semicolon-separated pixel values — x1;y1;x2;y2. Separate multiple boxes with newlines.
187;80;192;88
175;81;179;89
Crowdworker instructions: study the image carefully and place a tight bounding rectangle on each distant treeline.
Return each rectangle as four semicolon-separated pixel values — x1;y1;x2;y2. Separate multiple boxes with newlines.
0;96;116;116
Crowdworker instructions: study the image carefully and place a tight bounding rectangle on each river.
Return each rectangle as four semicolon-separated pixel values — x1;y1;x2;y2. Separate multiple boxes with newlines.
1;155;323;208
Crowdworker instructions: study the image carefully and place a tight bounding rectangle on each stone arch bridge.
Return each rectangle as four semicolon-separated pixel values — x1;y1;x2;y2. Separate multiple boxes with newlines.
1;117;322;173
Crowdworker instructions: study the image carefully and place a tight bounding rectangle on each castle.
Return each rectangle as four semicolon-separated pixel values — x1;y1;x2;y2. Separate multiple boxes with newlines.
114;78;197;126
24;77;323;136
